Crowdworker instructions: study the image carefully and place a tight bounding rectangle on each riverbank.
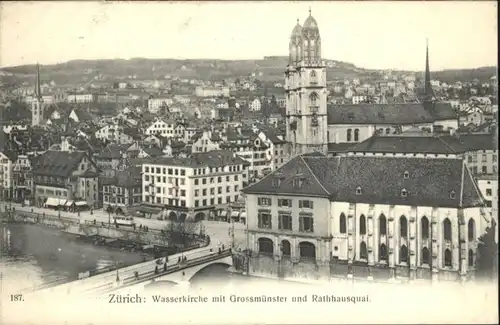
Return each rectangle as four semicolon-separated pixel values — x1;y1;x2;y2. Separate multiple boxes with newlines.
1;209;210;259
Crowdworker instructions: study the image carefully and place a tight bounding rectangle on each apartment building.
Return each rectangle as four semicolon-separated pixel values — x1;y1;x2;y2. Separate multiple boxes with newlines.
141;150;249;221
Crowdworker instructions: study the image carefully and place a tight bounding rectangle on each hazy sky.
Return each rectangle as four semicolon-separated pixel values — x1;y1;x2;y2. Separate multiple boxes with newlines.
1;1;497;70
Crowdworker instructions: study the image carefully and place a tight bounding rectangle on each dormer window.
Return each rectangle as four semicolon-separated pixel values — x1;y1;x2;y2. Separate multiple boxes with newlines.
450;190;456;199
356;186;362;195
292;177;304;189
403;171;409;179
401;188;408;198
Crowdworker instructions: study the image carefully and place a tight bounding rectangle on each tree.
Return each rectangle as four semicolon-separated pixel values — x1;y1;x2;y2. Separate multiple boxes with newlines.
161;219;199;249
475;220;498;280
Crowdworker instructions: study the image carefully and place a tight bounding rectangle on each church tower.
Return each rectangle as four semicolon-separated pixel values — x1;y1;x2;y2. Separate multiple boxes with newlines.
31;64;44;126
285;9;328;156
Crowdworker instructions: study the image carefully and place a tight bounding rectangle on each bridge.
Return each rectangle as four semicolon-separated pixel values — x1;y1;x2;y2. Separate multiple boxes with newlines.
28;247;233;297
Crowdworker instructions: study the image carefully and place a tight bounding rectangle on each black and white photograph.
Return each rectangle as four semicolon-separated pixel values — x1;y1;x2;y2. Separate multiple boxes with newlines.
0;1;498;324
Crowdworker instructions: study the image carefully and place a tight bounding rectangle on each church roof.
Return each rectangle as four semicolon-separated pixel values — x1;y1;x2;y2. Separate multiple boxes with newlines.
291;21;303;37
327;103;435;125
303;11;319;30
243;154;483;209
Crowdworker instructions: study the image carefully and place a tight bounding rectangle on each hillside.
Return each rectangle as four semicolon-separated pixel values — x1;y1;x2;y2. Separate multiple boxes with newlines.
0;57;496;85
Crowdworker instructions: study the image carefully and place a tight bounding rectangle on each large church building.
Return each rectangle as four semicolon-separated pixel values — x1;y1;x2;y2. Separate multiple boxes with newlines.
285;11;458;157
243;11;489;284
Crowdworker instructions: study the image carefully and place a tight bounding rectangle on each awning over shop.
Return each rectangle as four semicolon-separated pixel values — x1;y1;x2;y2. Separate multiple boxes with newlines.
240;212;247;219
219;210;228;217
75;201;88;206
45;198;66;207
231;210;240;218
65;201;74;207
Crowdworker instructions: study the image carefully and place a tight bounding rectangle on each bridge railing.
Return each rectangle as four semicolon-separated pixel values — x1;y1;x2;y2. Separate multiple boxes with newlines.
34;246;223;295
91;249;232;295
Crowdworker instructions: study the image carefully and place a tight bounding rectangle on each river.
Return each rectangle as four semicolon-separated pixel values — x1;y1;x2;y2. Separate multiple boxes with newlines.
0;223;150;293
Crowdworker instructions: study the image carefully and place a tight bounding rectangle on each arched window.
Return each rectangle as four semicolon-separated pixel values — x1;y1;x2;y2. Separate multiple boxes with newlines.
354;129;360;142
399;245;408;263
309;92;318;106
258;238;274;255
299;241;316;260
421;216;429;239
379;214;387;235
360;242;368;260
310;71;317;84
421;247;430;265
443;218;452;241
281;240;291;257
379;244;388;261
359;214;366;235
400;215;408;238
468;249;474;267
339;213;347;234
468;219;475;241
347;129;352;142
385;128;391;134
444;249;452;267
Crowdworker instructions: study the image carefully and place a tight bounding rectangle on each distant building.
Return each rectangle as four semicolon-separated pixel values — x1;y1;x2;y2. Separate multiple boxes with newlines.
195;86;230;98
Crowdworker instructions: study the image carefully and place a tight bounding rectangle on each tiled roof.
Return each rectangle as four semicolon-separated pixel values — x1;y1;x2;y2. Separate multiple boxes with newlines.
0;150;18;162
147;150;249;168
423;102;457;121
142;146;164;157
72;108;93;122
243;154;483;208
327;103;435;125
440;133;496;152
347;134;460;154
100;169;141;188
260;127;286;144
327;143;356;153
32;150;86;177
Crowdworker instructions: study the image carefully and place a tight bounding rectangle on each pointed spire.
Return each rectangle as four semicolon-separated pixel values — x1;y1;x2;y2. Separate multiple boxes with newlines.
309;7;312;16
35;63;42;99
424;39;434;101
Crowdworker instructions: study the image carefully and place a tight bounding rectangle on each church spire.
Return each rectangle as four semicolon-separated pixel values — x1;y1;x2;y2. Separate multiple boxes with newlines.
424;39;434;101
35;63;42;99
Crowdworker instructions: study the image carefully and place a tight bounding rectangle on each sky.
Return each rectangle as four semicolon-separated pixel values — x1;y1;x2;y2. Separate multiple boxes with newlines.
0;1;497;71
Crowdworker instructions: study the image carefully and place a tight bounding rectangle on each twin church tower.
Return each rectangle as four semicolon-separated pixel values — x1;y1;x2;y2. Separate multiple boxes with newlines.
284;9;329;155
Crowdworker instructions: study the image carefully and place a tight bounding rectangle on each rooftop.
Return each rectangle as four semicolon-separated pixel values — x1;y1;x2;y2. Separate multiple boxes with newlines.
243;154;483;209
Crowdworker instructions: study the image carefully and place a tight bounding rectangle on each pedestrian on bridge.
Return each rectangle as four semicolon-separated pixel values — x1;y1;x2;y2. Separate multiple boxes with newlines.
164;262;167;272
155;265;159;274
178;256;181;264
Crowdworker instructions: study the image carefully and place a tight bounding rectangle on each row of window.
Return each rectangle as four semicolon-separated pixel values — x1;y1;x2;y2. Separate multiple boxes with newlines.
104;196;140;204
194;186;239;196
37;188;68;197
363;243;472;267
346;128;360;142
145;175;186;185
257;197;314;209
103;186;140;194
338;214;476;241
194;196;239;207
258;238;316;259
144;166;186;176
467;154;497;163
258;213;314;232
194;175;239;185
